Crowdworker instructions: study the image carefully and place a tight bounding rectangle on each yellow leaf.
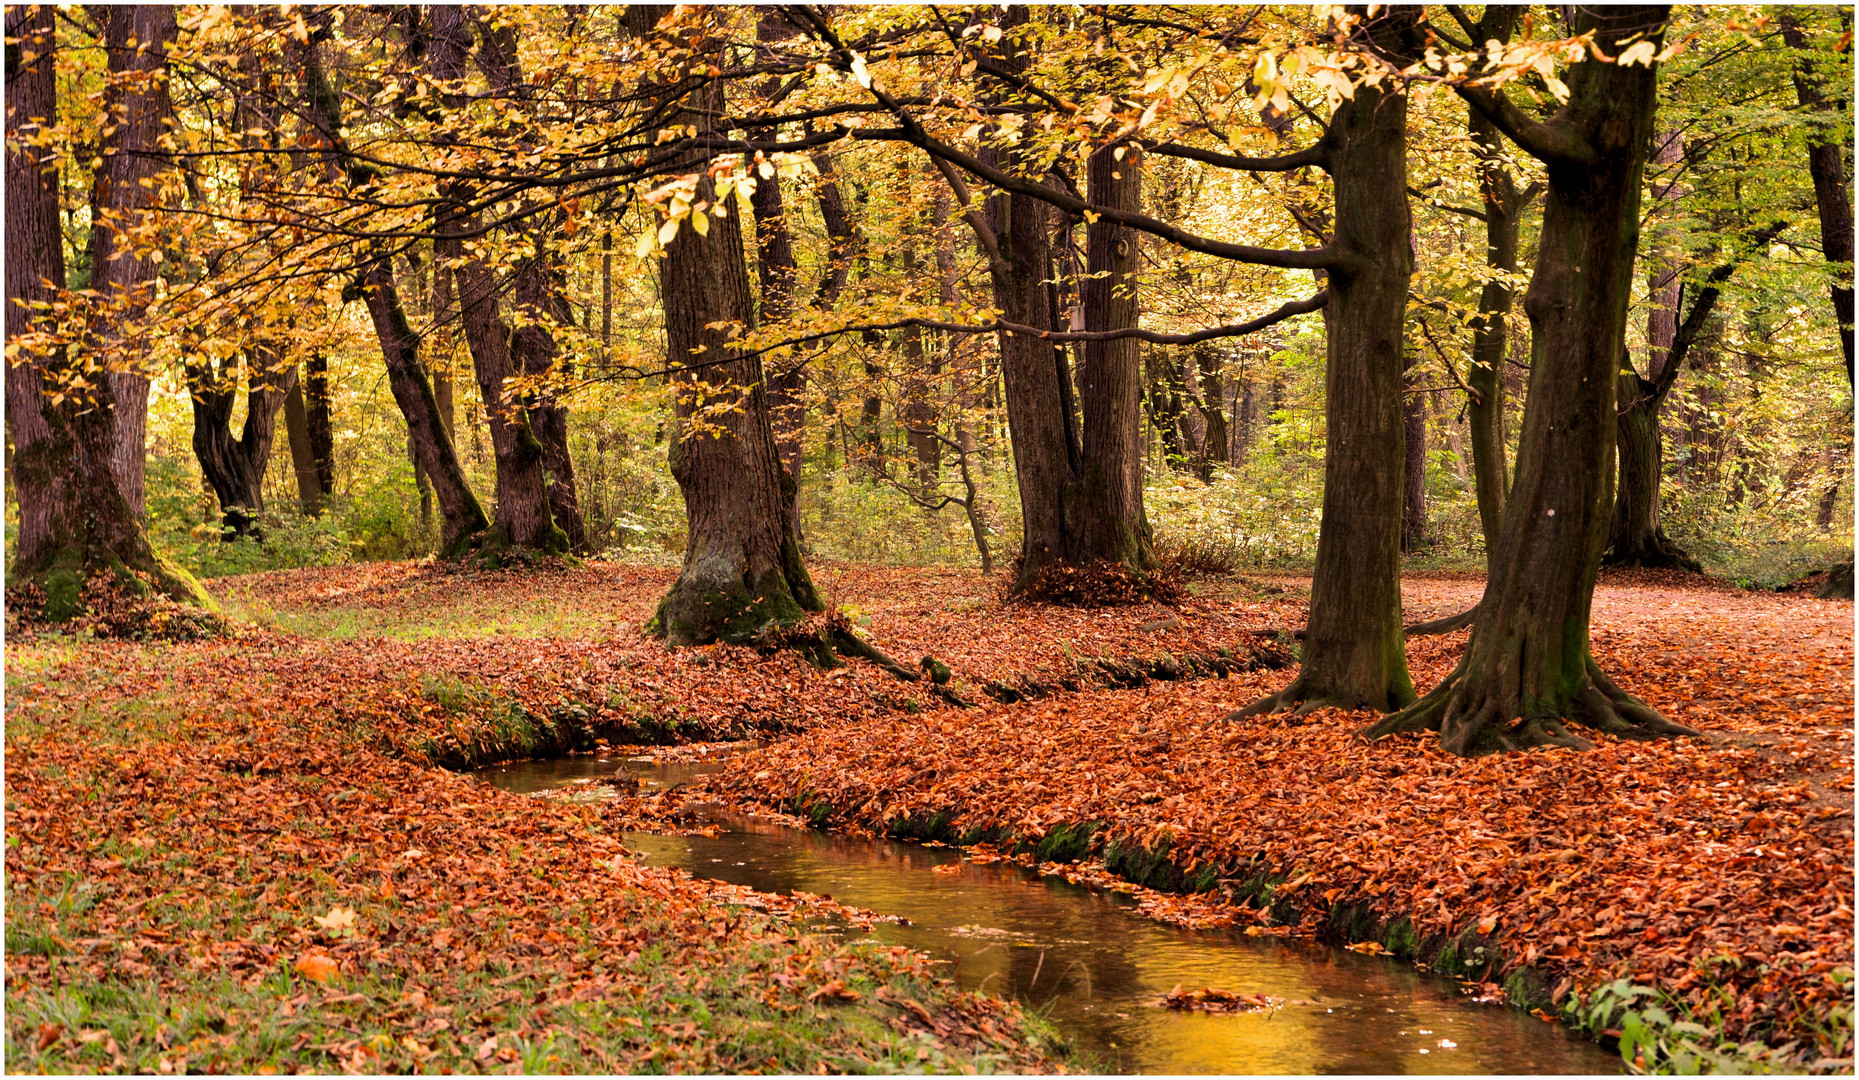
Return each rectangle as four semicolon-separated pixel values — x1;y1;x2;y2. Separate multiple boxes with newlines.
658;218;680;245
691;209;709;237
313;906;358;932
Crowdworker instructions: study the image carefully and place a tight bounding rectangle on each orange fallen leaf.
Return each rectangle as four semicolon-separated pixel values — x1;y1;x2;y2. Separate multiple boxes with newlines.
294;952;339;983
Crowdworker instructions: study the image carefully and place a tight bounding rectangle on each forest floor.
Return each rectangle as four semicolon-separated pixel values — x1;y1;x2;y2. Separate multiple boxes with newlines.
5;559;1852;1073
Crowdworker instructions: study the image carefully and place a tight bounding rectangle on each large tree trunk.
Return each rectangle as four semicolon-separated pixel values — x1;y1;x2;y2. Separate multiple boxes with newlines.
468;14;586;552
5;5;207;618
1237;5;1421;717
1368;5;1695;755
425;8;563;555
88;5;177;521
1071;141;1154;571
189;346;297;539
633;10;821;645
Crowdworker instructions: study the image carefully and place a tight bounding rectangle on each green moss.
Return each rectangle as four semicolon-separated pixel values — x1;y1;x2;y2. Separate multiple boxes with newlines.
1033;822;1096;864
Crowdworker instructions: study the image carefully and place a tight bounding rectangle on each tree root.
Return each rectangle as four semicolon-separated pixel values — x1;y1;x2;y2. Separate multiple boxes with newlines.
1359;652;1697;754
1404;604;1480;636
1223;677;1348;722
1602;530;1704;574
826;627;919;682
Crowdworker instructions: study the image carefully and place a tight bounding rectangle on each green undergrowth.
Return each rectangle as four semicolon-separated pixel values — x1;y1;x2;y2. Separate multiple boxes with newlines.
782;796;1850;1075
404;674;728;770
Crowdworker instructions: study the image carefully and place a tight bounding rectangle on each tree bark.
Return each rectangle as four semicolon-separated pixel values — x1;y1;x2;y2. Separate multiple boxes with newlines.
1781;8;1855;384
299;25;488;554
1072;141;1154;571
188;345;296;538
1368;5;1695;755
305;351;337;498
85;6;177;521
1401;352;1428;553
1236;5;1421;718
1465;73;1525;556
467;14;587;551
6;5;208;617
1605;128;1700;571
631;9;821;645
281;373;325;514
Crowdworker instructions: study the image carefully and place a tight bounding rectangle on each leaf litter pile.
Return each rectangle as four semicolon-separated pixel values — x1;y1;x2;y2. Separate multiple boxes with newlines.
5;560;1852;1072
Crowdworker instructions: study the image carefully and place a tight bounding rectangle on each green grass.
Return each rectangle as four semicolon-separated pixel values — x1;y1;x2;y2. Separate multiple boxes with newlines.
217;591;616;643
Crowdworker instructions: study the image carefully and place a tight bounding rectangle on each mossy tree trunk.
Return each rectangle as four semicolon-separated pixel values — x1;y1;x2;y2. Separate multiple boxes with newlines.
5;5;209;619
630;8;822;645
1367;5;1697;755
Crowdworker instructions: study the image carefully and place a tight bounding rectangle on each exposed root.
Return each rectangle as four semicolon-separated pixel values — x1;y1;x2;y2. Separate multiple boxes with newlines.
1404;604;1480;636
1223;678;1308;721
1602;531;1704;574
1362;651;1695;755
1223;677;1350;722
1358;668;1461;739
828;627;919;683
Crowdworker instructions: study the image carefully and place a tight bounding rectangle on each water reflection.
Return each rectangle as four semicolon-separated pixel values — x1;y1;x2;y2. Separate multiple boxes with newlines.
478;756;1618;1075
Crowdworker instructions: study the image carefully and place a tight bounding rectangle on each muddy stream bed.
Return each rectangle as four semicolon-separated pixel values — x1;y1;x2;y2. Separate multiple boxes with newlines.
476;754;1619;1075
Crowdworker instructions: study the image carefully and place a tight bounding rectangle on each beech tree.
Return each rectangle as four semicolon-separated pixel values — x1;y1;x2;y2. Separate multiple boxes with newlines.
1367;5;1698;753
5;4;209;615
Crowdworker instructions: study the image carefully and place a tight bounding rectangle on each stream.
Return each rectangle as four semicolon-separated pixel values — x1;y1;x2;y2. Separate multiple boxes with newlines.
476;754;1620;1075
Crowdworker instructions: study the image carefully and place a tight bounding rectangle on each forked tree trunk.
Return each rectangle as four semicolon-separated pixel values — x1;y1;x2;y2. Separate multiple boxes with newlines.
469;14;587;552
1236;5;1421;718
1072;141;1154;571
189;347;297;538
633;10;822;644
1465;104;1521;553
5;5;208;618
1367;5;1696;755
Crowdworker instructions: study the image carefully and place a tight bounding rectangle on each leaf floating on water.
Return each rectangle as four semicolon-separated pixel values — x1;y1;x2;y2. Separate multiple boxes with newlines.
1161;984;1275;1013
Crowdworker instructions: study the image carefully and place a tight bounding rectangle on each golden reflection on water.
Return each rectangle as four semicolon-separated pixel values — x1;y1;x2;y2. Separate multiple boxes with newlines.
482;758;1619;1076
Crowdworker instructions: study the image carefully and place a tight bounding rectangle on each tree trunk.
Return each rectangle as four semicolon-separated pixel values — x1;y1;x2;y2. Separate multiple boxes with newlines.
1781;9;1856;384
87;5;177;521
467;15;586;551
300;28;487;555
632;10;821;645
1368;5;1695;755
1606;127;1700;571
1465;88;1522;556
749;61;806;512
189;346;296;539
1402;352;1428;553
1071;141;1154;571
1193;347;1230;472
282;373;325;514
5;5;208;618
1237;5;1421;717
305;351;337;499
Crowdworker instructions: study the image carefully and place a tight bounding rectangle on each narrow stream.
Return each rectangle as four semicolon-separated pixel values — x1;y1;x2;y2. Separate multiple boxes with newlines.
477;755;1619;1075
